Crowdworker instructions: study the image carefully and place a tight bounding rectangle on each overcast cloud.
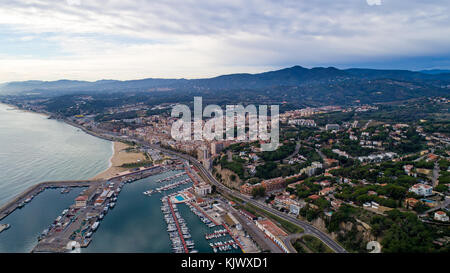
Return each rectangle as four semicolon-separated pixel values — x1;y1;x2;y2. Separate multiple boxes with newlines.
1;0;450;82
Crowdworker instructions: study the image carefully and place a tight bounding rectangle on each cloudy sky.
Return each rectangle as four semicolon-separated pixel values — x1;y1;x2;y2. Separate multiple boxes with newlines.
1;0;450;82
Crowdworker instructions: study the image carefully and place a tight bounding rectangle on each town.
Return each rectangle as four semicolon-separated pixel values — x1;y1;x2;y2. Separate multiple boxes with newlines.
1;94;448;253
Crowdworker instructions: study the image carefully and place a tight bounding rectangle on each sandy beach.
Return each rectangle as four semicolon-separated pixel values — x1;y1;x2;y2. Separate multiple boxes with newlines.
92;142;147;180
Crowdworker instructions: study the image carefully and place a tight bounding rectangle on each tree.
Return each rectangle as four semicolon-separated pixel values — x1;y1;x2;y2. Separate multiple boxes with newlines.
435;184;448;193
252;186;266;198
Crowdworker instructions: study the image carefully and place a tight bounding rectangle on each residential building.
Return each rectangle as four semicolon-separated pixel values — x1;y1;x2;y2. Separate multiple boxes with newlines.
326;124;340;131
75;195;88;208
434;211;449;222
409;183;433;197
255;219;289;253
194;183;212;196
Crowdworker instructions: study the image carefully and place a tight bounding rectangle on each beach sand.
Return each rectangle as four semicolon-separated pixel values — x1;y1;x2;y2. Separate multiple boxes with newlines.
92;142;147;180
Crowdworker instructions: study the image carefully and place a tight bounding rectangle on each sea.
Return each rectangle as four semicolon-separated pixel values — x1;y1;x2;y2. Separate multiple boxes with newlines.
0;103;113;206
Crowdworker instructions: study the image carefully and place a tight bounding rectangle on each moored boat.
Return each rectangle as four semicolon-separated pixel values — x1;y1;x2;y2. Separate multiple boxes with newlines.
0;224;10;234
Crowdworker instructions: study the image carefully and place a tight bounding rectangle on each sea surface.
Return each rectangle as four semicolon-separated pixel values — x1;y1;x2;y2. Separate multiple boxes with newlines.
0;103;113;206
0;188;85;252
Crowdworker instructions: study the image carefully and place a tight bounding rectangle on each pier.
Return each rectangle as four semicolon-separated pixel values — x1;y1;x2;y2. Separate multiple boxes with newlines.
189;202;243;252
211;240;239;250
221;223;244;251
0;163;171;253
190;202;219;226
167;198;189;253
0;180;104;222
0;165;167;223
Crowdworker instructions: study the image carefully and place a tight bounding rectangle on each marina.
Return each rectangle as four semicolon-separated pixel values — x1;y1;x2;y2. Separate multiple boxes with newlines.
155;178;191;192
1;162;243;253
32;165;167;252
156;172;186;183
164;195;190;253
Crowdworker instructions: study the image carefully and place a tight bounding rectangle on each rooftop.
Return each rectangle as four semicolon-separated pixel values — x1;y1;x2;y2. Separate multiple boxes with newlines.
256;219;288;237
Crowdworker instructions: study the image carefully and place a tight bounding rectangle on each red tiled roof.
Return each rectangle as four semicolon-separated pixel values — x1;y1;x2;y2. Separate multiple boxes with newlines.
308;194;320;200
75;195;88;201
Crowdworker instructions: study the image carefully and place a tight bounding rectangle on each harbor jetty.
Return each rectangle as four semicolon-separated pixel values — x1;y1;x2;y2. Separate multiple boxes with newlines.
0;163;169;253
31;164;167;253
0;180;103;222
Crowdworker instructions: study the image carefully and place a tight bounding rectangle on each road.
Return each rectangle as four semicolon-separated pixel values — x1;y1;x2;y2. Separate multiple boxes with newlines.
432;162;440;188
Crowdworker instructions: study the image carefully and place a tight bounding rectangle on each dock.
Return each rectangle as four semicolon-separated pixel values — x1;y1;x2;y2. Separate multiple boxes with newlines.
167;198;189;253
32;165;168;253
0;180;104;222
190;202;243;252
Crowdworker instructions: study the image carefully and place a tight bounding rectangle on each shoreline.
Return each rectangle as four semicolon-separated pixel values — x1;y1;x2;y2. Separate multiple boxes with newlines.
0;102;146;182
0;102;51;118
91;141;147;180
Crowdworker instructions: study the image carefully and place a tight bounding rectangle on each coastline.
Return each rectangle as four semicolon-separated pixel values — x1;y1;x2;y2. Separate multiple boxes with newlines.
91;141;147;180
1;102;51;118
0;102;146;182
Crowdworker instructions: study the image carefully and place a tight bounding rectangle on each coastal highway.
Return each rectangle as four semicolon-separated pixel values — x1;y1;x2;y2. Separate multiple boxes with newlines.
141;142;348;253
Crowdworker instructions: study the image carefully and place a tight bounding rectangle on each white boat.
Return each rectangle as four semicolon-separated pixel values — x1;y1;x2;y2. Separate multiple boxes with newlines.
109;202;116;208
91;222;100;231
0;224;10;233
143;190;154;196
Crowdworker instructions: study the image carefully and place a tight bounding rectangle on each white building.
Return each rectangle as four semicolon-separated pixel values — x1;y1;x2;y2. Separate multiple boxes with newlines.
409;183;433;197
194;183;212;196
326;124;340;131
434;211;449;222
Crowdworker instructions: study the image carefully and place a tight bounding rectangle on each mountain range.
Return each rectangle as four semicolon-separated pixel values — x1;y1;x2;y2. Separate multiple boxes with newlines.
1;66;449;105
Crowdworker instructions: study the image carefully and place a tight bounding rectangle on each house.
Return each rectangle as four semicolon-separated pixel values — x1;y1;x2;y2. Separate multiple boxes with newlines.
409;184;433;197
434;211;449;222
405;198;419;209
308;194;320;200
331;199;343;210
240;183;257;195
319;187;335;196
289;201;305;215
427;154;439;162
403;165;414;176
75;195;88;208
416;168;432;175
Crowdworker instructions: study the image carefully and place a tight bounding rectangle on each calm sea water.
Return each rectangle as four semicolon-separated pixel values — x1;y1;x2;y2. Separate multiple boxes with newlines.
0;188;85;253
0;103;113;206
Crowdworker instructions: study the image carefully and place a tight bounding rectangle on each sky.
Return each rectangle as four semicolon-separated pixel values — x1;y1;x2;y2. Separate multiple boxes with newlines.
1;0;450;82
